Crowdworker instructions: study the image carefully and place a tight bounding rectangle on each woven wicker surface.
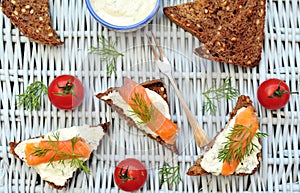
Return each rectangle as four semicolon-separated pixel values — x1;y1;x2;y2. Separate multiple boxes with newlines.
0;0;299;192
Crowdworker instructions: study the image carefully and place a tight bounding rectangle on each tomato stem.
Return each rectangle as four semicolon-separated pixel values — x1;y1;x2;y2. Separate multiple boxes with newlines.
54;78;78;98
268;82;289;98
119;166;136;182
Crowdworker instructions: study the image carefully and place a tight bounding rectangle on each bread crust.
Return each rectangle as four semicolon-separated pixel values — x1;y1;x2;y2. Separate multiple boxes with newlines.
96;79;179;154
187;95;261;176
9;123;110;190
1;0;63;46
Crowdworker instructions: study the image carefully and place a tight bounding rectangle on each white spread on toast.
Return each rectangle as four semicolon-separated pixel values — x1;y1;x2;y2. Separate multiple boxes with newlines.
90;0;157;26
101;88;171;138
200;107;261;175
14;125;105;186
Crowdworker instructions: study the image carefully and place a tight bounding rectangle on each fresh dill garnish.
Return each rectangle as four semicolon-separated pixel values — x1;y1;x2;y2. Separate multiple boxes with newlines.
159;162;182;188
202;76;239;115
31;147;51;157
218;124;268;163
89;36;124;75
31;132;90;174
129;93;157;125
16;81;48;111
51;132;60;141
71;135;79;151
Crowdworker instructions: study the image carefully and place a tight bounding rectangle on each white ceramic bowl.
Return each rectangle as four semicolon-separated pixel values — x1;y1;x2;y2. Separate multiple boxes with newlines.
85;0;160;32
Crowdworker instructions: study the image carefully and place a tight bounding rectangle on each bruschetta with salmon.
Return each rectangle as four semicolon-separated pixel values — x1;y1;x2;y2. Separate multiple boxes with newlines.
96;78;180;154
9;123;110;189
187;95;266;176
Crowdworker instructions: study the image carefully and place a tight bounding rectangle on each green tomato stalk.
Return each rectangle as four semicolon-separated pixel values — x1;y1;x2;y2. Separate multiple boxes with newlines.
118;166;136;183
268;81;290;98
54;78;78;99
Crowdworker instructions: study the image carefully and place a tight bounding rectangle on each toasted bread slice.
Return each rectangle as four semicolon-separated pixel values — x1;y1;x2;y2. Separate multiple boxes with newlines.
1;0;63;46
187;95;262;176
96;79;179;154
194;0;266;67
163;0;248;43
9;123;110;190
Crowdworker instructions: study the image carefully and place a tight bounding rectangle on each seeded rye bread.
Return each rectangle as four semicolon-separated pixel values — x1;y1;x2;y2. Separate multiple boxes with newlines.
187;95;261;176
1;0;63;46
96;79;179;154
9;123;110;190
194;0;266;67
163;0;248;44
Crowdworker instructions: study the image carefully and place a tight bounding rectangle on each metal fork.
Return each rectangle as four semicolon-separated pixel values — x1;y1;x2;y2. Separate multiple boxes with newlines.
146;32;210;147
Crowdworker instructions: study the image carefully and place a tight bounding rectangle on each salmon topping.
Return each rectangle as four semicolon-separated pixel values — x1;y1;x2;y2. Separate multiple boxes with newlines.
25;137;91;166
118;78;179;144
220;106;259;176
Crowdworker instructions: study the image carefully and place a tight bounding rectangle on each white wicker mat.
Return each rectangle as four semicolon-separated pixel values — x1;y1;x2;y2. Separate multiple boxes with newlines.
0;0;299;192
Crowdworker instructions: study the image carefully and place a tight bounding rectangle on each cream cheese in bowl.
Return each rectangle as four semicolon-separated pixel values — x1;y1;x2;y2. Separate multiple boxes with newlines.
86;0;160;31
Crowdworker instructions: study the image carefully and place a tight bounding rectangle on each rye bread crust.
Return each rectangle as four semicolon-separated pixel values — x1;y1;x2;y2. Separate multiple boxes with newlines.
187;95;261;176
96;79;179;154
1;0;63;46
9;123;110;190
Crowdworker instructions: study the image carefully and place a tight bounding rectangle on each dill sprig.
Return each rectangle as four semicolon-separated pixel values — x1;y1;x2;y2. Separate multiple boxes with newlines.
129;93;157;125
218;125;268;163
17;81;48;111
202;76;239;115
31;132;90;174
159;162;182;188
89;36;124;75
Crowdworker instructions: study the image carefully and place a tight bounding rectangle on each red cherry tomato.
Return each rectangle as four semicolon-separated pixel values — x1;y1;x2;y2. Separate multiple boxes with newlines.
257;78;290;110
48;75;84;110
114;158;147;192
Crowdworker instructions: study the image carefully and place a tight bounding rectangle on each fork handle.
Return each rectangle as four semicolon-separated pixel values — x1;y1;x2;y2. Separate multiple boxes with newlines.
167;75;210;147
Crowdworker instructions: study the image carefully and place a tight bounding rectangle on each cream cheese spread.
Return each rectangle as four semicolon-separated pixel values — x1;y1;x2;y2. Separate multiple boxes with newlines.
101;88;171;137
90;0;157;26
200;107;261;175
14;125;105;186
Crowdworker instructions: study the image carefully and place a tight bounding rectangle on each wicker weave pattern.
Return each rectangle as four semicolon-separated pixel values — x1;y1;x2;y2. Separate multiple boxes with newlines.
1;0;299;192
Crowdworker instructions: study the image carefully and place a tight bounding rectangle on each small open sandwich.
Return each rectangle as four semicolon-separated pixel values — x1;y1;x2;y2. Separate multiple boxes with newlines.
9;122;110;190
96;78;180;154
1;0;63;46
187;95;265;176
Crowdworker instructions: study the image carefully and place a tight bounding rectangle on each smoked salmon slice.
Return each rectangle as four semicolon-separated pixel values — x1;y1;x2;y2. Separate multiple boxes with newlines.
25;137;91;166
221;106;259;176
118;78;179;144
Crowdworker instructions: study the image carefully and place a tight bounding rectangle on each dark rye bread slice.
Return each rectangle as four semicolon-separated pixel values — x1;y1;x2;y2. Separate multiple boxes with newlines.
1;0;63;46
194;0;266;67
163;0;248;43
9;122;110;190
187;95;261;176
96;79;179;154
